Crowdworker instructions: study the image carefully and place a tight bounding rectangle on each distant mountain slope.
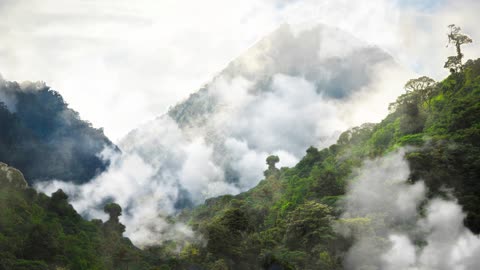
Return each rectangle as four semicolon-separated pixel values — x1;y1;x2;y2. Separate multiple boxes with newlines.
172;58;480;270
168;23;393;128
0;77;116;184
119;23;408;211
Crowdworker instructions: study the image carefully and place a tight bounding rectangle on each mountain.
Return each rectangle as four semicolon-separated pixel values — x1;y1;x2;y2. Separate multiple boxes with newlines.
168;23;393;128
169;58;480;269
0;77;117;184
118;23;407;212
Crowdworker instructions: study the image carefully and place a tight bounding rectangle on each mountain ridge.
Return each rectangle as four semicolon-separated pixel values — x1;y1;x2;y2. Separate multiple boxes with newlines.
0;76;117;184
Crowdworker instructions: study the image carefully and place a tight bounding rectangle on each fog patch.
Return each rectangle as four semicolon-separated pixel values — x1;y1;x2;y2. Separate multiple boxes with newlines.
36;117;236;247
339;149;480;270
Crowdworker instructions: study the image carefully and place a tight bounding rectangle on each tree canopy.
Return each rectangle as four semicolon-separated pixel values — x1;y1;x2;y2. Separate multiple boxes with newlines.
445;24;473;72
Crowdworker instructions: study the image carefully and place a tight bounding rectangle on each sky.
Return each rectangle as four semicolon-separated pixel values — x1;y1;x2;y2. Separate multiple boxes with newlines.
0;0;479;141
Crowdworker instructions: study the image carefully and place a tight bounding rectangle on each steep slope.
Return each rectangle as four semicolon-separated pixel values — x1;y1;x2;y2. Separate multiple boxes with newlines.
169;58;480;269
0;162;148;270
117;23;407;213
0;77;116;184
168;23;393;128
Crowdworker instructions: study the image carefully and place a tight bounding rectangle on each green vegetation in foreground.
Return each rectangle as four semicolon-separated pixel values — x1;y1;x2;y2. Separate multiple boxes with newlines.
0;163;146;270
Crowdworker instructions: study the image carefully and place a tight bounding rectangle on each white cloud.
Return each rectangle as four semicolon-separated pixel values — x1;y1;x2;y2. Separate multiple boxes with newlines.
179;138;236;204
340;149;480;270
36;117;240;246
1;0;479;140
382;234;417;270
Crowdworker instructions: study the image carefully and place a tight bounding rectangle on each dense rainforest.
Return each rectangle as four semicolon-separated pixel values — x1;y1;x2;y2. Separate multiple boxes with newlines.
171;58;480;269
1;44;480;270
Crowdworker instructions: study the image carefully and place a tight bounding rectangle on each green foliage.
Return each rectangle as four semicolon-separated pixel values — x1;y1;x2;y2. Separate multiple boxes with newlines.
445;24;473;72
266;155;280;167
0;170;146;270
264;155;281;178
170;58;480;269
0;80;116;184
284;201;334;250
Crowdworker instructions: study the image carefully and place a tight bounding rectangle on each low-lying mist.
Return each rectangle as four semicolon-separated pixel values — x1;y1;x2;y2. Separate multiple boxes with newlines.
339;149;480;270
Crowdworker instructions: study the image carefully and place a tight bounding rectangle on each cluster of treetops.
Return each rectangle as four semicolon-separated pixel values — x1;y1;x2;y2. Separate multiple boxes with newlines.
0;24;479;270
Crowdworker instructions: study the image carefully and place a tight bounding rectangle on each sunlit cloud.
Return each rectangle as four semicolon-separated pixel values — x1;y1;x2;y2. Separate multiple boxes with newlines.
0;0;479;140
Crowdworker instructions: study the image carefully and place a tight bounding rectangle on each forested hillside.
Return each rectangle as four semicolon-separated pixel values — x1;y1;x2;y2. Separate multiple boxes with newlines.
0;78;116;183
119;24;401;216
168;58;480;269
1;57;479;269
0;161;150;269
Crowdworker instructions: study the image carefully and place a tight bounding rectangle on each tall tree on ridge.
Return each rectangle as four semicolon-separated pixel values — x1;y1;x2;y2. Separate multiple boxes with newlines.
444;24;473;72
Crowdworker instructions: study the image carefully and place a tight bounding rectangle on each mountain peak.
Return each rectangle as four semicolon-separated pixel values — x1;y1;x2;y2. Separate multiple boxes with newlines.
118;22;406;215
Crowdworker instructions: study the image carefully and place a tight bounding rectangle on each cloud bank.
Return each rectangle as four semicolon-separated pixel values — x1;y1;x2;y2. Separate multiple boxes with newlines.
339;149;480;270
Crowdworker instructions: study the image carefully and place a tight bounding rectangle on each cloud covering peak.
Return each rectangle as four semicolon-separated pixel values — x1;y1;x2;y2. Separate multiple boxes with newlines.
37;23;412;246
